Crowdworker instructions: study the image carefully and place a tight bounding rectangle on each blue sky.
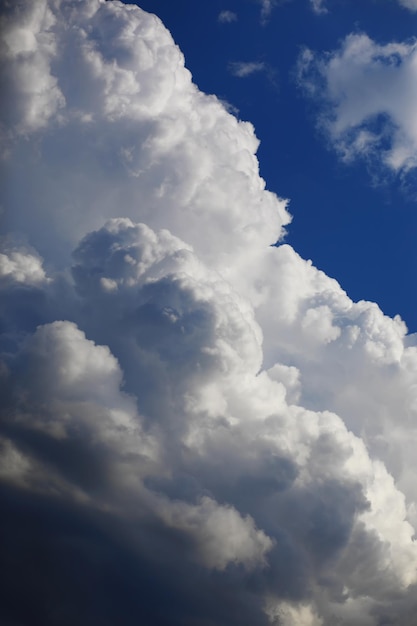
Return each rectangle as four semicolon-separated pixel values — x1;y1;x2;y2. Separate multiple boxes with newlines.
2;2;417;624
136;0;417;330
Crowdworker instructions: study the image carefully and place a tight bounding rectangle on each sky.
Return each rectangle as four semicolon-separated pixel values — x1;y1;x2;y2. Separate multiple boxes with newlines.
1;1;417;626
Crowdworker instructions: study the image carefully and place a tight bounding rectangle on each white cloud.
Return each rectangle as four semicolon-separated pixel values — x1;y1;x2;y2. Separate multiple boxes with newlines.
1;0;289;266
0;249;47;284
228;61;266;77
297;33;417;176
1;2;417;625
0;1;65;138
218;10;237;23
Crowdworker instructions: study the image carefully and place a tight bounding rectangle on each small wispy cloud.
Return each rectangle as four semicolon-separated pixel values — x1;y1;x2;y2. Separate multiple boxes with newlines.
259;0;274;23
218;10;237;23
310;0;328;14
228;61;278;91
258;0;293;25
228;61;266;78
398;0;417;11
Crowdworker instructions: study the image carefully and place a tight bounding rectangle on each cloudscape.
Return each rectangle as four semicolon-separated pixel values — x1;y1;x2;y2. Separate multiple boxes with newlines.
1;1;417;625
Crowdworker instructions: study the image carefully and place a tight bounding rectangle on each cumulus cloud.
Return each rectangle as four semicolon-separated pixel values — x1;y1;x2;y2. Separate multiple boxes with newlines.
218;10;237;23
0;249;47;284
1;1;417;625
297;33;417;177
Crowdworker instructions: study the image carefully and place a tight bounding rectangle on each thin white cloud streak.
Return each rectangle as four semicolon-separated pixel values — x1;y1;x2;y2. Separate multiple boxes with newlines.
310;0;417;14
228;61;266;77
1;2;417;625
297;33;417;176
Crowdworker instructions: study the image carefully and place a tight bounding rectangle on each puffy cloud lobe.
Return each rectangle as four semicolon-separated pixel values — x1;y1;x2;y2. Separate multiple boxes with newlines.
1;0;290;266
250;245;417;532
1;320;156;492
0;0;64;138
1;316;271;576
297;33;417;176
1;1;417;625
70;219;264;400
0;248;47;284
2;220;417;625
156;495;273;571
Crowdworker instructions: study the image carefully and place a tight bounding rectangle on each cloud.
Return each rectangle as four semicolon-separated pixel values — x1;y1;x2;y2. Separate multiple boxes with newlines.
218;10;237;23
228;61;278;90
2;1;417;625
258;0;278;24
297;33;417;178
310;0;328;14
258;0;292;24
309;0;417;14
228;61;266;77
398;0;417;10
0;249;47;284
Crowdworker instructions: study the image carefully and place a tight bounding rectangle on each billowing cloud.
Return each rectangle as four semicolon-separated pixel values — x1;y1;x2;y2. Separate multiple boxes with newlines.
218;10;237;23
297;33;417;177
1;2;417;625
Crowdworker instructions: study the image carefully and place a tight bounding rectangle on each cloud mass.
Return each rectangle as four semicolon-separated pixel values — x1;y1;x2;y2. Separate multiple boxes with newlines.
1;2;417;625
297;33;417;177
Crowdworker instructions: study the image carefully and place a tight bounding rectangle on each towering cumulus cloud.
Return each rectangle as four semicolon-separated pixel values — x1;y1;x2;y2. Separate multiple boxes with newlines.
1;2;417;625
